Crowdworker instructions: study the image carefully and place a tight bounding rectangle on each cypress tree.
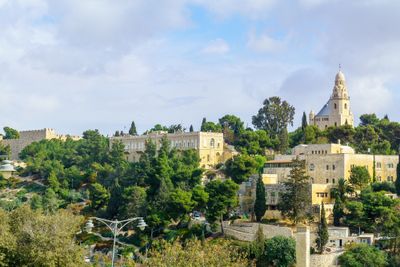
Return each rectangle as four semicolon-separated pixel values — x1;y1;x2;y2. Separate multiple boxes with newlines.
316;202;329;254
254;175;267;222
333;196;344;226
189;125;194;132
301;111;308;131
201;118;207;131
396;156;400;196
129;121;138;135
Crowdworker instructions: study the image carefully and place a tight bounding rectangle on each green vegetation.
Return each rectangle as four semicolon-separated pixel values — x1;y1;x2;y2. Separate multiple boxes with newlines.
339;243;387;267
315;202;328;253
278;158;311;224
3;127;20;139
254;175;267;222
349;166;371;191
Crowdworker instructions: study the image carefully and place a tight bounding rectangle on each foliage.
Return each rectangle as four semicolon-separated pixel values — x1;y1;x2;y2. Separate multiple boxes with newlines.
89;183;109;210
234;129;273;155
3;127;19;139
200;121;222;132
339;243;388;267
349;166;371;190
225;154;260;184
278;128;289;154
205;179;239;232
0;143;11;159
129;121;138;135
278;158;311;224
261;236;296;267
371;181;396;193
396;160;400;196
316;202;329;253
146;239;251;267
254;175;267;222
252;96;295;138
0;206;86;267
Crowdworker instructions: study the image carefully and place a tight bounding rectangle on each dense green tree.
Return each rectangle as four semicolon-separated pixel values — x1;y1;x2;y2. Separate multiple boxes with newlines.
252;96;295;138
254;175;267;222
316;202;329;253
189;125;194;132
119;186;146;219
339;244;388;267
360;113;380;126
3;127;19;139
42;188;60;214
200;121;222;132
0;206;86;266
89;183;109;210
191;185;209;212
278;158;311;224
30;194;43;210
219;114;245;138
128;120;138;135
225;154;260;184
349;166;371;190
47;171;60;192
234;129;272;155
353;125;379;153
331;179;353;226
372;181;396;193
168;188;195;221
326;125;355;144
333;196;344;226
249;225;265;265
0;143;11;159
168;124;185;133
261;236;296;267
106;178;123;218
205;179;239;233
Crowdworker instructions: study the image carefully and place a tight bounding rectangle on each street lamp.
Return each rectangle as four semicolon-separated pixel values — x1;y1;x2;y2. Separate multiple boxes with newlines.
85;217;147;267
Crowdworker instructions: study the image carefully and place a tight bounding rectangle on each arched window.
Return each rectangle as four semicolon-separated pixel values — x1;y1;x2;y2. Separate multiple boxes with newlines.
210;138;215;148
334;103;337;109
344;103;347;109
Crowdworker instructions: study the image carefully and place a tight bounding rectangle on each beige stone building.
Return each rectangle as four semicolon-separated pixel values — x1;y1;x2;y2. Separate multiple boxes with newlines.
0;128;81;160
110;131;234;169
309;70;354;130
256;143;398;220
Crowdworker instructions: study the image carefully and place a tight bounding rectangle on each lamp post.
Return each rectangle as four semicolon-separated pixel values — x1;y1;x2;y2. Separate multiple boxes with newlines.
85;217;147;267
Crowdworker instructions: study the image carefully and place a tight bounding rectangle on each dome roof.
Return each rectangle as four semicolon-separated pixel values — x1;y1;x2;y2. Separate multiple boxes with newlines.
335;70;345;82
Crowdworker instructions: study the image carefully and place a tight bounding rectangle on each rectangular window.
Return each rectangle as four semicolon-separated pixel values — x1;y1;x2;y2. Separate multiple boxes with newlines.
326;178;329;183
332;165;336;170
326;165;329;170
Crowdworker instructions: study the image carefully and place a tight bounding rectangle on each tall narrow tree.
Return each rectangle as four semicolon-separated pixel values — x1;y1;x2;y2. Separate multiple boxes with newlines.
201;117;207;131
278;128;289;154
396;155;400;196
129;121;138;135
316;202;329;253
189;125;194;132
302;111;308;131
254;175;267;222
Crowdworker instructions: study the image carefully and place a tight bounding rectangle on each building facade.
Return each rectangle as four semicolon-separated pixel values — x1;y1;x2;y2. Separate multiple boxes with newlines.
110;131;234;169
309;70;354;130
253;143;399;220
0;128;81;160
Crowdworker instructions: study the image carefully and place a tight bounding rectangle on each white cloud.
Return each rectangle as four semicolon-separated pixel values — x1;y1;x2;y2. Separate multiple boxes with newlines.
247;31;285;53
202;38;230;54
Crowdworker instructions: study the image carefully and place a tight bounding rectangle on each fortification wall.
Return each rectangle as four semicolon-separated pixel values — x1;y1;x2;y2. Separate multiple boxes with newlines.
1;128;81;160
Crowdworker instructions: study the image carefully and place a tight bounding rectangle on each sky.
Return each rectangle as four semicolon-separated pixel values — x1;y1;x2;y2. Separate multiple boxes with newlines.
0;0;399;136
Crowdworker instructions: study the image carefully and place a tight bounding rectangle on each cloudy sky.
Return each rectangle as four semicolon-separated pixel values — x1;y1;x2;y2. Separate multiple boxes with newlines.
0;0;399;136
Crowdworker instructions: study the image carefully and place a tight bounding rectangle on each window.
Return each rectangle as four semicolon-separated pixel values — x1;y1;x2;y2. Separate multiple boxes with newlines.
335;122;337;127
376;162;382;169
334;103;337;109
309;164;315;171
345;103;347;109
326;178;329;183
326;165;329;170
210;138;215;148
207;154;210;162
332;165;336;170
332;178;336;184
387;163;394;169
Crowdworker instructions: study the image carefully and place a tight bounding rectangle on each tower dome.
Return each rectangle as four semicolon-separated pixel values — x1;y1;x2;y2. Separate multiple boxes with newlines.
335;70;345;83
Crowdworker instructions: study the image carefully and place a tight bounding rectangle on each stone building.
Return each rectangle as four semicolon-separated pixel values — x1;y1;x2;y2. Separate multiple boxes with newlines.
110;131;235;169
250;143;398;221
309;69;354;130
0;128;81;160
